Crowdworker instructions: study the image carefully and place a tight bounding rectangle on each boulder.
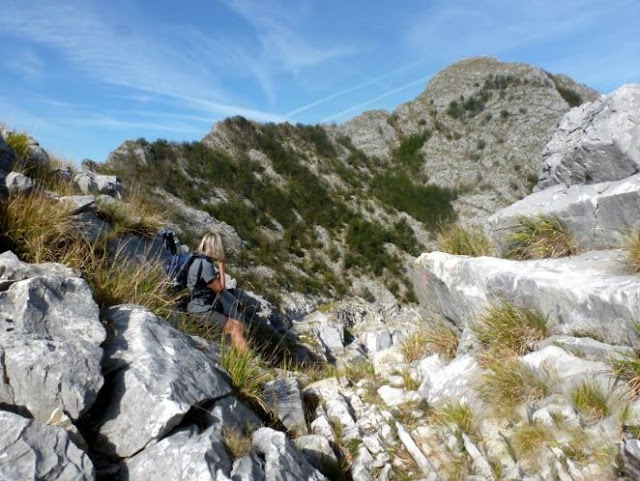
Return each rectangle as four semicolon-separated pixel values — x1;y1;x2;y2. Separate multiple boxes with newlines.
124;425;232;481
0;131;16;173
59;195;96;215
0;410;95;481
251;428;327;481
413;250;640;345
487;173;640;251
521;346;614;392
96;305;232;457
419;355;480;405
0;253;105;422
293;435;339;471
206;395;262;434
232;452;266;481
73;171;123;197
264;378;309;435
5;171;34;193
537;84;640;190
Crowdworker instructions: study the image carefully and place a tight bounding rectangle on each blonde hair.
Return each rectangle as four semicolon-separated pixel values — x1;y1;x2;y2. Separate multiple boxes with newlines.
197;232;226;261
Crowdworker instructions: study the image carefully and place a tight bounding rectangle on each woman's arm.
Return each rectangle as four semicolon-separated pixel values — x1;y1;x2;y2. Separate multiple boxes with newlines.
217;261;226;290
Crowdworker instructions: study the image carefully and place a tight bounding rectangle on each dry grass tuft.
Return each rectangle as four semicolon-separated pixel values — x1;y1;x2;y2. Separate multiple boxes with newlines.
431;402;475;435
437;224;494;257
477;356;549;414
340;358;376;383
624;228;640;274
511;424;551;459
505;214;576;260
473;302;547;356
95;188;167;237
221;425;252;460
220;345;273;412
0;192;75;263
401;368;419;391
400;323;459;362
570;380;611;421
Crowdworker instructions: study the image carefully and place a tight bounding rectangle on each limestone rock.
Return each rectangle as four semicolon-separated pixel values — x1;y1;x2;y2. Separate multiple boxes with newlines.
96;305;232;457
251;428;327;481
60;195;96;215
487;173;640;251
0;125;50;168
335;110;397;160
264;378;309;435
419;355;479;405
537;84;640;190
206;395;262;434
5;171;34;193
0;254;104;422
535;335;634;362
232;452;266;481
124;425;232;481
413;249;640;345
621;438;640;480
73;171;123;197
293;312;345;362
0;131;16;173
294;435;339;471
0;410;95;481
362;329;393;353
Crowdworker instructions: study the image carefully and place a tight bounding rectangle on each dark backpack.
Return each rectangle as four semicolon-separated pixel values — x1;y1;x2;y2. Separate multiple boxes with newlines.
164;252;208;292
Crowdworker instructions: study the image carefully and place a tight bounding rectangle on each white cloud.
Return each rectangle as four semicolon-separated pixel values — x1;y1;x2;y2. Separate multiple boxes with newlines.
0;0;282;122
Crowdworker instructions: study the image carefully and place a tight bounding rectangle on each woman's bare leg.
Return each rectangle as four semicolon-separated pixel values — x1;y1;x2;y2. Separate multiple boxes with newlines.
223;318;249;352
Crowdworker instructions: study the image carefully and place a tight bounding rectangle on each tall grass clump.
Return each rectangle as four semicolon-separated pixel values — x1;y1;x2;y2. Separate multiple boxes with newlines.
505;214;576;260
570;380;611;421
623;228;640;274
436;224;494;257
95;189;167;237
432;402;475;435
473;302;548;356
478;357;549;414
511;424;551;459
220;345;273;412
221;426;252;460
401;323;459;362
0;192;75;263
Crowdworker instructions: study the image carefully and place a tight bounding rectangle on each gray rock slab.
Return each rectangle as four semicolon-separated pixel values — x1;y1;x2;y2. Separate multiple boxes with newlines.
621;438;640;480
124;425;232;481
59;195;96;215
419;355;479;405
73;171;123;197
264;378;309;435
0;410;95;481
71;211;112;242
487;173;640;251
537;84;640;189
536;335;634;362
0;262;104;422
232;452;266;481
362;329;393;353
96;305;232;457
251;428;327;481
5;171;34;193
413;249;640;345
293;312;345;362
293;435;338;471
206;395;262;434
0;250;78;282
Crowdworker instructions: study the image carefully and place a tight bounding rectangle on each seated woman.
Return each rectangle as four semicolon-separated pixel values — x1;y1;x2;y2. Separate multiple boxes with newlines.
186;232;248;351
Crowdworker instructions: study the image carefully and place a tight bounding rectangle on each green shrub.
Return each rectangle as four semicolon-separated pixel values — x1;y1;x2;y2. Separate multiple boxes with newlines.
473;302;548;355
6;131;30;161
436;224;493;257
392;133;429;172
505;214;576;260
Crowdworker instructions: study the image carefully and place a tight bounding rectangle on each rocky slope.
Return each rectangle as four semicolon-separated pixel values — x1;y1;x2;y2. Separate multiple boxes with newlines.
102;57;598;312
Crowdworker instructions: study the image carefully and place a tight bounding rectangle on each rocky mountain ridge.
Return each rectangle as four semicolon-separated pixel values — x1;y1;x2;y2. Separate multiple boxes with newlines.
2;70;640;480
103;57;598;311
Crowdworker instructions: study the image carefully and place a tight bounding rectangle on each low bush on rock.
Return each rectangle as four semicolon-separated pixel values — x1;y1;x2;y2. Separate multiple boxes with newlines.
436;224;493;257
473;302;548;356
505;214;576;260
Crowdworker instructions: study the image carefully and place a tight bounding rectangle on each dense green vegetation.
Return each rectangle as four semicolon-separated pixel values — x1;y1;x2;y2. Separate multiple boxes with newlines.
106;118;457;304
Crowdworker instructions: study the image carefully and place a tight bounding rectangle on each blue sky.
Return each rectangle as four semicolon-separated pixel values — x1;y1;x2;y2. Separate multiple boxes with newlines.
1;0;639;164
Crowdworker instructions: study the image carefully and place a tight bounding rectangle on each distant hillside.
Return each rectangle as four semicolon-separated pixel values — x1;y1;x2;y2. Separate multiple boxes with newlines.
102;57;598;309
